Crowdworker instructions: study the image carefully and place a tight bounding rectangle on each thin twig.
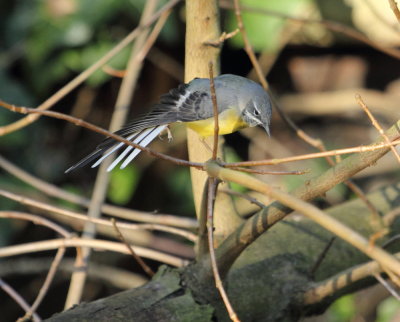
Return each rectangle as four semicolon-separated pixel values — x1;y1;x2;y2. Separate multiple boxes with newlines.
136;9;172;62
19;248;66;322
0;257;148;289
309;237;336;278
0;100;203;169
0;278;41;322
219;188;265;209
0;189;197;241
0;154;197;229
209;62;219;160
102;65;126;78
232;0;268;90
0;238;188;267
111;218;155;277
356;94;400;164
374;272;400;300
389;0;400;23
207;178;240;322
0;211;71;238
303;252;400;304
228;166;307;175
223;139;400;167
203;29;240;47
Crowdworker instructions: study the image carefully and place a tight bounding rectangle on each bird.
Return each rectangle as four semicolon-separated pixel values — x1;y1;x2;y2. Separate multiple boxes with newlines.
65;74;272;173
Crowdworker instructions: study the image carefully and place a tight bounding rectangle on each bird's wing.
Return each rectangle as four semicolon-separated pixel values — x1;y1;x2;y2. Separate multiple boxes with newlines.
65;84;212;173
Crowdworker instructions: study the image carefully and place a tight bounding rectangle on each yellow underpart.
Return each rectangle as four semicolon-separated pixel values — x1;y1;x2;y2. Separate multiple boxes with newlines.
185;108;248;137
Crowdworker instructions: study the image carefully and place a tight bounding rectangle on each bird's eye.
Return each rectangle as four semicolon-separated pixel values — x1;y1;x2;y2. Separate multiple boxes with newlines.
253;108;260;116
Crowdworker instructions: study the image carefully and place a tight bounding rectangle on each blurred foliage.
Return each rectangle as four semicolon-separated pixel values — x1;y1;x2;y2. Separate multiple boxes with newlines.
1;0;179;95
377;297;400;322
226;0;316;51
165;167;194;214
326;295;357;322
108;164;141;205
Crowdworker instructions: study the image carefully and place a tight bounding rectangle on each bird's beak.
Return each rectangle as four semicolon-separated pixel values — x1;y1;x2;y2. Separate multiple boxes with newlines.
262;123;270;137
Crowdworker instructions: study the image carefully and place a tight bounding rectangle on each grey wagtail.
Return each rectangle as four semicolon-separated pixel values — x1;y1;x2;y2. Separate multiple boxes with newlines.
65;74;272;173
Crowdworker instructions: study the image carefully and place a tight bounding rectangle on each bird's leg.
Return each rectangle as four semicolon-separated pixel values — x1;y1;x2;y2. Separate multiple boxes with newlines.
160;126;173;142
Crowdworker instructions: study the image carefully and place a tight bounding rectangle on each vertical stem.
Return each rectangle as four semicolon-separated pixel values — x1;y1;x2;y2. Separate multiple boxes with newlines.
185;0;242;247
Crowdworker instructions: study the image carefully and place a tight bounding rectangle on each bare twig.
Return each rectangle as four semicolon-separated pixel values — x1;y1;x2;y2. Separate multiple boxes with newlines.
111;218;155;277
203;29;240;47
223;139;400;167
207;179;240;321
102;65;126;78
303;252;400;304
0;211;71;238
209;62;219;160
19;248;66;321
0;257;148;289
309;237;336;277
232;0;268;90
136;9;172;62
0;238;187;267
228;167;307;175
0;278;41;322
374;272;400;300
389;0;400;23
356;94;400;164
0;154;197;229
0;100;203;169
219;188;265;209
0;189;197;241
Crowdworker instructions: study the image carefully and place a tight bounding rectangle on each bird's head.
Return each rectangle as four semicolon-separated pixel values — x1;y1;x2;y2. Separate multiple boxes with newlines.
242;89;272;136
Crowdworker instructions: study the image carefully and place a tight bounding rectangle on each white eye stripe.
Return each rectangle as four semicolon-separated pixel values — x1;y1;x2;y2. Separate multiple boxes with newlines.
245;109;262;125
253;102;261;116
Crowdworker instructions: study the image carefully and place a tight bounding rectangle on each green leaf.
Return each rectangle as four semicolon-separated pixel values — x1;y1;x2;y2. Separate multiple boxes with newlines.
107;165;141;205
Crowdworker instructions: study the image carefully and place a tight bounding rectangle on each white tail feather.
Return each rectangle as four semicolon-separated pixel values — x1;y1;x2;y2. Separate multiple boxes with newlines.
120;125;167;169
91;133;136;168
106;127;154;172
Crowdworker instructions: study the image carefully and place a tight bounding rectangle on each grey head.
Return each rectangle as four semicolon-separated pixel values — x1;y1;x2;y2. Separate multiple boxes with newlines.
236;77;272;136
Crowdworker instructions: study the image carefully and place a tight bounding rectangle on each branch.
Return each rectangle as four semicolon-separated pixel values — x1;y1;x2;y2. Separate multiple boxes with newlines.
213;119;400;275
0;238;187;267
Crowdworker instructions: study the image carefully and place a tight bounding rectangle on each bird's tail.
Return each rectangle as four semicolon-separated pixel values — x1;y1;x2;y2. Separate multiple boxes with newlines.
65;125;167;173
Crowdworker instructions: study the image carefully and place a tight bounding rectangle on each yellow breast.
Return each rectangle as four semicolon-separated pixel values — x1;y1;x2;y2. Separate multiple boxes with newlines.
185;108;248;137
